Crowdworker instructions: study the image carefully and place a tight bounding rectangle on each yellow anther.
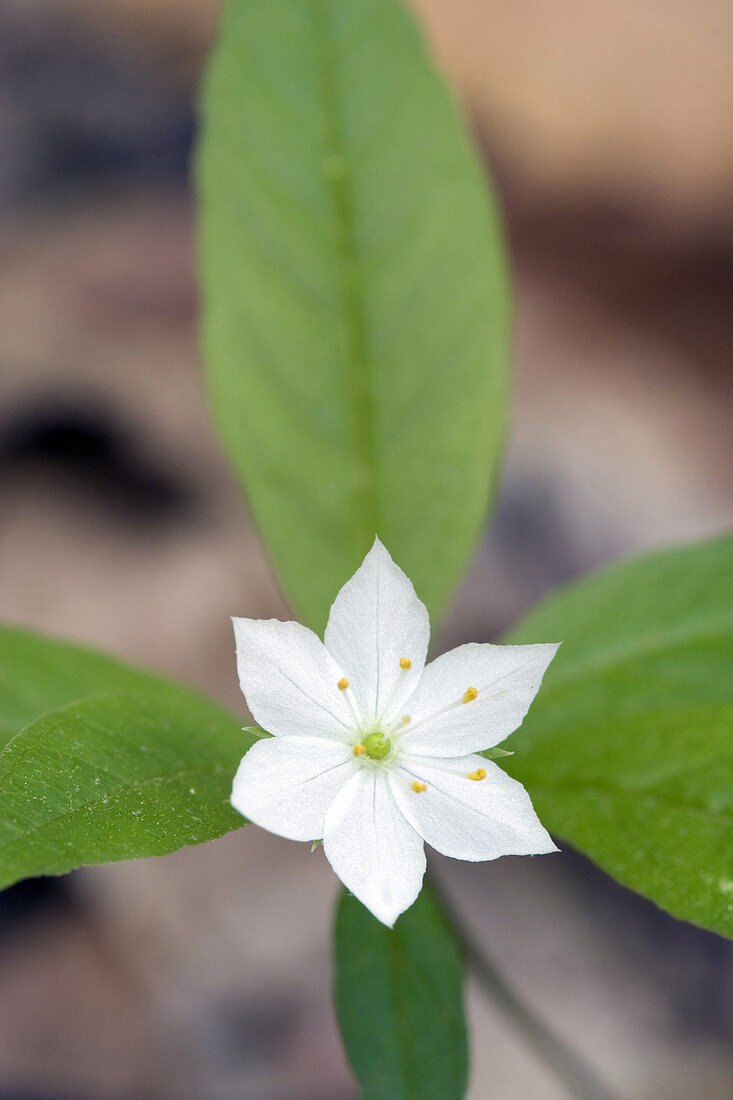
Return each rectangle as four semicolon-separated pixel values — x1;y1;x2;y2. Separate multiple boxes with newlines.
467;768;486;781
400;714;411;726
338;677;349;691
411;781;427;793
353;743;367;756
462;686;478;704
399;657;412;670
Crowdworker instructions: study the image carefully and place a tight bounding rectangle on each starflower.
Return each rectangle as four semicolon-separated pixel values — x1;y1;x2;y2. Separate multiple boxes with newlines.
231;539;559;926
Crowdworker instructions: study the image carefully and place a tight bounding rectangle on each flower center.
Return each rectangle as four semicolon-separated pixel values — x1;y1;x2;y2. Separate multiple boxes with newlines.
362;730;392;761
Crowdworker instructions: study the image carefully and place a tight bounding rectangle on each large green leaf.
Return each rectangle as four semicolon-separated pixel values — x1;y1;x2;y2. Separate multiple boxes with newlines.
504;535;733;937
334;886;468;1099
197;0;509;632
0;625;163;751
0;687;253;890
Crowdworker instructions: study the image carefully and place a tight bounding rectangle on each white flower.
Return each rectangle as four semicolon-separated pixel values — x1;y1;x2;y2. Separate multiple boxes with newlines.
231;538;559;927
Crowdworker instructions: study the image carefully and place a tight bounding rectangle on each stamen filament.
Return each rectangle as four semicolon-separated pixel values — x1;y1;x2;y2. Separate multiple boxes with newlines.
377;658;414;723
385;712;412;736
338;680;363;728
396;688;507;738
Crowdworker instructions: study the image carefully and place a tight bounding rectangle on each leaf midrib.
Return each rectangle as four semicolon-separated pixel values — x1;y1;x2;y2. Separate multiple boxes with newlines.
312;0;378;558
389;925;421;1100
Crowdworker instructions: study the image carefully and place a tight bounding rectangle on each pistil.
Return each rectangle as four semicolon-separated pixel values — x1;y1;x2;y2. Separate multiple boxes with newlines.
362;730;392;761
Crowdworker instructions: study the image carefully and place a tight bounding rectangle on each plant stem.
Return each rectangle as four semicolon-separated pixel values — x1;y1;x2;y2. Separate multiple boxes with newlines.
428;871;617;1100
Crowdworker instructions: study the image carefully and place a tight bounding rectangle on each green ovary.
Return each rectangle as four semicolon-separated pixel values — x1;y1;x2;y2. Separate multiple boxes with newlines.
363;731;391;761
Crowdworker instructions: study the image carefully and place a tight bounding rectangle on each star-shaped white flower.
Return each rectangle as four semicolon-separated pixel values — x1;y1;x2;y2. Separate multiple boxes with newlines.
231;539;559;927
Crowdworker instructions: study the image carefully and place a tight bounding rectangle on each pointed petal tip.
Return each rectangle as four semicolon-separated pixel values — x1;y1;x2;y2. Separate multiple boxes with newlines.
362;534;404;574
365;533;389;563
522;824;559;857
358;896;410;929
371;908;398;929
538;640;562;675
332;874;421;929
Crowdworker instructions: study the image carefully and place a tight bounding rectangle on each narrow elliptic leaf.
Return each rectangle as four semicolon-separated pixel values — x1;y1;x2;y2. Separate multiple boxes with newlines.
0;625;163;751
198;0;510;632
0;688;255;890
334;885;468;1099
505;535;733;938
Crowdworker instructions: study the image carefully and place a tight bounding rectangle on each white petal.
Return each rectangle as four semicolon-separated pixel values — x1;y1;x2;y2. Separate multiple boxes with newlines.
233;617;354;739
231;736;357;841
324;538;430;725
390;754;557;861
323;767;425;927
399;642;559;757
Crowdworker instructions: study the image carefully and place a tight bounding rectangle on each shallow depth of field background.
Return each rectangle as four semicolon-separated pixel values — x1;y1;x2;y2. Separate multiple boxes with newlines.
0;1;732;1097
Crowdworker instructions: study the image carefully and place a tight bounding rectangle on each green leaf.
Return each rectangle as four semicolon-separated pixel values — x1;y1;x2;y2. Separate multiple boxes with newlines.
0;687;253;890
0;625;164;751
505;535;733;937
197;0;509;632
334;885;468;1099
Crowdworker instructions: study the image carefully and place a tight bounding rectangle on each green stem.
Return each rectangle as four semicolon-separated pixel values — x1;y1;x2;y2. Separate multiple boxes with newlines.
428;871;617;1100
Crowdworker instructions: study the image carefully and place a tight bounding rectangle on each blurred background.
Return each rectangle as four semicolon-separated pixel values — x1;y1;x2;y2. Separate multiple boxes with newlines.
0;0;731;1096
